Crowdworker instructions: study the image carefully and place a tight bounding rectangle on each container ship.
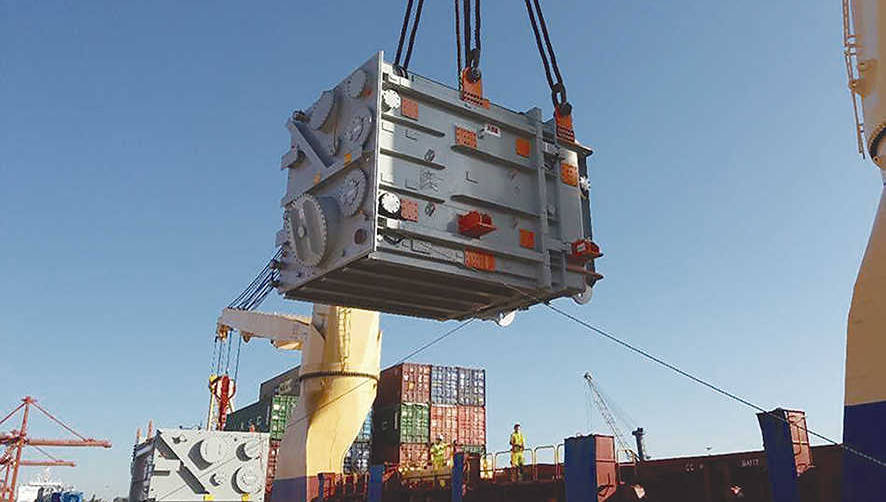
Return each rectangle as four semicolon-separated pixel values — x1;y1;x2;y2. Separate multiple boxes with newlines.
130;360;843;502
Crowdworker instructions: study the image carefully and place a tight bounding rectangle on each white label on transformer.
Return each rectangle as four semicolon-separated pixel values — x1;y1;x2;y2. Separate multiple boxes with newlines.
481;123;501;138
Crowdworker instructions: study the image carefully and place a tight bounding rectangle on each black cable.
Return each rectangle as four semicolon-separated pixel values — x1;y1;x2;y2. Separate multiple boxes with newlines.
420;245;886;470
524;0;569;114
233;334;243;382
394;0;415;67
544;303;886;469
533;0;563;89
473;0;481;66
524;0;554;89
454;0;462;85
462;0;471;70
402;0;425;71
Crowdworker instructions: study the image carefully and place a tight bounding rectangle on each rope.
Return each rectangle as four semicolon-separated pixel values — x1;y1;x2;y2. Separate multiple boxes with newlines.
394;0;415;67
523;0;569;113
413;242;886;470
402;0;425;71
454;0;462;87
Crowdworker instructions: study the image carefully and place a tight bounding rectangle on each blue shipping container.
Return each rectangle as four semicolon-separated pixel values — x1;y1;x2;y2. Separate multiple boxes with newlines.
344;441;372;473
457;368;485;406
431;366;459;405
356;409;373;442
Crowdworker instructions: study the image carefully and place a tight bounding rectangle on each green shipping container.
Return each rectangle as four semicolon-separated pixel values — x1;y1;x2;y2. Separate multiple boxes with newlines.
374;403;429;444
225;394;298;440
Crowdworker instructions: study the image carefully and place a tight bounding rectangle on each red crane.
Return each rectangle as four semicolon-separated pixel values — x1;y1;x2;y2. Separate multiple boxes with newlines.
0;397;111;502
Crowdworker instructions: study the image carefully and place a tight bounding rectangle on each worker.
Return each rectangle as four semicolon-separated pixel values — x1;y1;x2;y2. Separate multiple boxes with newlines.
430;435;447;470
509;423;525;479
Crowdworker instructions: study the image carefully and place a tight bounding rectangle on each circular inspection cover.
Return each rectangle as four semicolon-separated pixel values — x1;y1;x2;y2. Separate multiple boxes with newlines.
344;108;373;149
345;70;368;98
234;466;263;494
285;194;332;267
381;89;401;111
198;437;228;464
240;439;263;460
309;90;335;130
338;169;368;216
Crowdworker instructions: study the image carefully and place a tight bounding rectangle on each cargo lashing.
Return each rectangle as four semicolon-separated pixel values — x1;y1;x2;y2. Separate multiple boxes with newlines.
274;52;600;321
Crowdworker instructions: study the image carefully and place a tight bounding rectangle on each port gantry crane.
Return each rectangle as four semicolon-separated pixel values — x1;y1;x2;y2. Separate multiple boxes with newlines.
0;397;111;502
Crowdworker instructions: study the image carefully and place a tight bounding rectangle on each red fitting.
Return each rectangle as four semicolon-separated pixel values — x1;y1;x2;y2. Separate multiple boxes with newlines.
458;211;496;238
570;239;602;262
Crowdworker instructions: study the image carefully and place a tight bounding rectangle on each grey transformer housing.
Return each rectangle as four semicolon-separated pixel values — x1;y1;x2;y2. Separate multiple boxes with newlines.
275;52;600;321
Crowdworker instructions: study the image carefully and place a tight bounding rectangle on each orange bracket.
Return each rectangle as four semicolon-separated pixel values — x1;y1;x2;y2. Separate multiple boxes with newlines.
555;108;575;144
460;68;490;109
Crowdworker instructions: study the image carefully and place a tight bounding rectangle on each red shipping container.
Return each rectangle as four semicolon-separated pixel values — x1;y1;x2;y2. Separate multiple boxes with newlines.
430;404;459;443
372;442;430;469
377;363;431;406
266;439;281;495
456;406;486;446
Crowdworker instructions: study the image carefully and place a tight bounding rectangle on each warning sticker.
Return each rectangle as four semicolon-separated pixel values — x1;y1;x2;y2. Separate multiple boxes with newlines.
482;123;501;138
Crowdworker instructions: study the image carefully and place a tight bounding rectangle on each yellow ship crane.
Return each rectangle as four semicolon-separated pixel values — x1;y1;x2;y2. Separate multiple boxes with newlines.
844;0;886;498
215;306;382;502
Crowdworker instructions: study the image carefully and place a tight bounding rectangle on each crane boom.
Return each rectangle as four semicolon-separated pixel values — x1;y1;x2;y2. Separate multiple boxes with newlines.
583;372;636;462
217;307;316;351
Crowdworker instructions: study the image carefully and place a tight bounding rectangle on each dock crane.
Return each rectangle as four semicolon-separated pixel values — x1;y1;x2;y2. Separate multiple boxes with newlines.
583;372;642;463
0;397;111;502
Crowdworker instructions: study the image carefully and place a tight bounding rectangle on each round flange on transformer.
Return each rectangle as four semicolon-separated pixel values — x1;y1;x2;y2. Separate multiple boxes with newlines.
285;194;339;267
234;466;263;494
198;436;228;464
344;108;373;150
309;90;335;130
338;169;368;216
345;69;368;98
240;439;263;460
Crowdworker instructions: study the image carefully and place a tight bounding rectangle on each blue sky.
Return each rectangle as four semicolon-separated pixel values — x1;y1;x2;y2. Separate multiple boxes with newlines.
1;0;879;497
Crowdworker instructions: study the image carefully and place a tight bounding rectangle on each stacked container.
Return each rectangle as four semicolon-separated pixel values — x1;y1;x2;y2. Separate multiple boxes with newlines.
430;404;459;444
343;411;373;474
431;366;459;404
377;363;431;406
225;394;298;441
457;368;485;406
372;362;486;469
372;363;432;469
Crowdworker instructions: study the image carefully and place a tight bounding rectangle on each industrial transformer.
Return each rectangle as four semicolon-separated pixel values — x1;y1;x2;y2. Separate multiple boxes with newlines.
129;429;270;502
274;52;601;322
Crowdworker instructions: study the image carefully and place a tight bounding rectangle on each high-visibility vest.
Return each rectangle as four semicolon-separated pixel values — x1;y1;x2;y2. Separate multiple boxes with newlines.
510;432;525;451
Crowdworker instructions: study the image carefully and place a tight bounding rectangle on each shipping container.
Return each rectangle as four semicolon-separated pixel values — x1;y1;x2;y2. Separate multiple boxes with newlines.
225;394;298;441
343;441;372;473
266;439;281;495
457;368;485;406
259;366;300;399
429;404;459;443
273;52;600;321
374;403;430;444
377;363;431;406
372;443;430;470
355;409;373;443
431;366;459;405
456;405;486;446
